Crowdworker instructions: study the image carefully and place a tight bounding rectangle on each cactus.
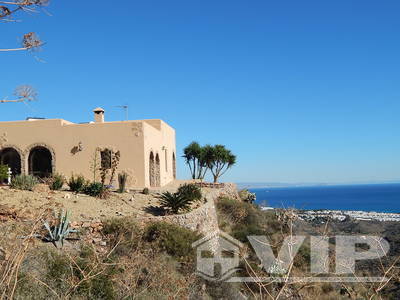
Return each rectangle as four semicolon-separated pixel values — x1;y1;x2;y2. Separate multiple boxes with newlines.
43;209;78;248
118;172;128;193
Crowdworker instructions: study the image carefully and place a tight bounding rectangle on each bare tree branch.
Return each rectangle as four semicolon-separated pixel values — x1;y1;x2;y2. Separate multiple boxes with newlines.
0;85;37;103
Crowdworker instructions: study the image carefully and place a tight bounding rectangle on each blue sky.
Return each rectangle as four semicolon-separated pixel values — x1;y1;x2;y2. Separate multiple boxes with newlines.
2;0;400;184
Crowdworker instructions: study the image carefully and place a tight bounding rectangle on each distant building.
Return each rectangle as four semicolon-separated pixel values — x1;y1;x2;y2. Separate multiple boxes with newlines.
0;108;176;188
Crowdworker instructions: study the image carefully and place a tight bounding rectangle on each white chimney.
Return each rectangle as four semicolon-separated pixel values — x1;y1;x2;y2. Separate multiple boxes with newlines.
93;107;105;123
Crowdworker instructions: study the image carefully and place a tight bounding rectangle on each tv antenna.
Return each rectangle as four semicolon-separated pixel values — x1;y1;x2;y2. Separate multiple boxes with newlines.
115;105;128;121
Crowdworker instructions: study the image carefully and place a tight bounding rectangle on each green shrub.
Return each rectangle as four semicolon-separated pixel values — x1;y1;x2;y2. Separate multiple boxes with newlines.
142;187;150;195
68;174;86;193
216;197;287;246
117;172;128;193
143;222;201;261
10;174;39;190
238;189;256;203
103;217;142;256
43;248;116;299
83;182;109;198
177;183;202;202
0;164;8;182
48;173;65;190
159;191;194;214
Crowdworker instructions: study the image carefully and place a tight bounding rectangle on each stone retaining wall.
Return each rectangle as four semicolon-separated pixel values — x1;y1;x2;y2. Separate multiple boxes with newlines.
139;183;240;235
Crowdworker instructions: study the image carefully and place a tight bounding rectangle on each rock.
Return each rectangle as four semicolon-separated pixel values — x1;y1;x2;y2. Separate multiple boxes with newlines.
82;222;91;228
92;238;102;244
32;184;50;193
63;193;71;199
100;241;107;246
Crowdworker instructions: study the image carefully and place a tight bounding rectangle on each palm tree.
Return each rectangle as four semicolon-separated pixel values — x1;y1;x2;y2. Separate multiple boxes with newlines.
159;191;194;214
206;145;236;183
183;142;202;179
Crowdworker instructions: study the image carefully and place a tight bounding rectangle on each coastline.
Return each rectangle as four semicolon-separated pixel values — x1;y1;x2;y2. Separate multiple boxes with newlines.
260;206;400;222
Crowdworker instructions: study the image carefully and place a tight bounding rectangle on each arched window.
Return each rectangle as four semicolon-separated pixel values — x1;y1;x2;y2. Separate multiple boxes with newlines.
172;152;176;179
155;153;161;187
28;146;53;178
0;147;22;176
165;148;168;172
149;152;155;187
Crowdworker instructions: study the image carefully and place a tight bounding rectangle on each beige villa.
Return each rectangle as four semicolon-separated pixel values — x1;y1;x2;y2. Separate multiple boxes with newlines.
0;108;176;188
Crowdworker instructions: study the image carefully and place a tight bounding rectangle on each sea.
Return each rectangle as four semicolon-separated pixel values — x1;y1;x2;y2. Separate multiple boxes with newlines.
249;183;400;213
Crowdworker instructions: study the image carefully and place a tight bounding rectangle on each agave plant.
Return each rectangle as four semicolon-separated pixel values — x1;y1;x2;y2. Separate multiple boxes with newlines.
159;191;194;214
43;210;78;248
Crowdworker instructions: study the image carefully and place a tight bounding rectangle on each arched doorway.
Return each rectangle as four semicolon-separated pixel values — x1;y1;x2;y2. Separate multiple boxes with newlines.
28;146;53;178
172;152;176;179
155;153;161;187
0;147;21;176
149;152;155;187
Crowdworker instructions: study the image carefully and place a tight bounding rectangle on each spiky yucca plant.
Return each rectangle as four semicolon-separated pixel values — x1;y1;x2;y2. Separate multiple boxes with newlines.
159;191;194;214
43;210;78;248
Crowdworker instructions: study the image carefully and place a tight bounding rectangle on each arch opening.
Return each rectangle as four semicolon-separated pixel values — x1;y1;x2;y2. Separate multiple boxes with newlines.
155;153;161;187
0;147;22;177
172;152;176;180
28;146;53;178
149;152;155;187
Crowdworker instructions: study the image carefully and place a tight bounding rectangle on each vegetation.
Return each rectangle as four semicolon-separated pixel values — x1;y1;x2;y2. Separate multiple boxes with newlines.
183;142;236;183
177;183;203;202
83;182;109;199
183;141;209;179
68;174;86;193
238;189;257;203
117;172;128;193
42;210;78;248
159;192;192;214
10;174;39;190
142;187;150;195
144;222;201;262
158;184;203;214
0;164;8;182
206;144;236;183
1;199;397;299
99;148;121;186
48;173;65;190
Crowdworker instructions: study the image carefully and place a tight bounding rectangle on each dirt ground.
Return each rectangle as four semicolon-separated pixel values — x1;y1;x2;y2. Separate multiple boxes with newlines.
0;180;200;223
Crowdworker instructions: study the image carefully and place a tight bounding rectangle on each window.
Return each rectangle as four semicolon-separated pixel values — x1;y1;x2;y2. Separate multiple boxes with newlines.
165;149;168;172
100;149;112;169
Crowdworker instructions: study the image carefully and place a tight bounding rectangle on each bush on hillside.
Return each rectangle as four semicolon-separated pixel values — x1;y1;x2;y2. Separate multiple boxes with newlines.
238;189;256;203
10;174;39;191
68;174;86;193
159;191;194;214
177;183;202;202
48;173;65;190
216;197;283;243
102;217;142;255
143;222;201;262
83;182;109;198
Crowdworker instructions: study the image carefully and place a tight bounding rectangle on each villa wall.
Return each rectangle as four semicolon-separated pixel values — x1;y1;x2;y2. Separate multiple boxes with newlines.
143;120;176;187
0;114;176;188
